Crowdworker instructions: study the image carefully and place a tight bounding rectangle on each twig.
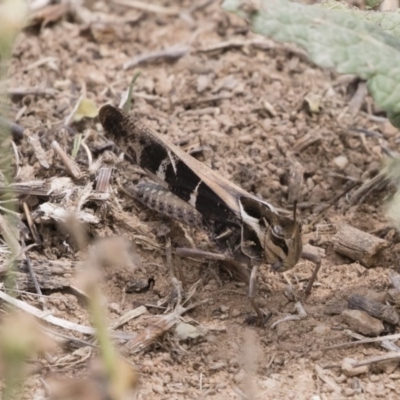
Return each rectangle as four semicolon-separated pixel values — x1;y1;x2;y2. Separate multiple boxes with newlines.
95;167;112;193
187;0;213;14
332;224;388;267
80;141;93;168
314;364;342;393
41;325;98;348
10;140;20;178
26;131;50;169
165;237;174;279
7;86;55;96
130;92;168;103
51;140;82;179
350;127;383;138
270;315;301;329
322;331;400;351
176;248;228;261
198;39;254;53
125;299;209;354
22;202;41;245
348;293;399;324
307;182;358;228
352;352;400;368
111;0;180;15
109;306;147;330
0;289;134;340
64;94;83;126
123;45;190;70
348;330;400;352
20;239;42;298
293;130;322;152
0;182;48;197
349;169;389;204
183;92;234;107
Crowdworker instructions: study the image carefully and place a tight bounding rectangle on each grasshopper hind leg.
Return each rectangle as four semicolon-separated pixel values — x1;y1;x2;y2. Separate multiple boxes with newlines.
128;181;271;324
176;248;271;325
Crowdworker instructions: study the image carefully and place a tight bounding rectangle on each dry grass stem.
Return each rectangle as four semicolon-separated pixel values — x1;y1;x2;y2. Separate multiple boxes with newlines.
111;0;180;16
0;289;133;340
123;44;190;70
95;167;112;192
51;141;82;179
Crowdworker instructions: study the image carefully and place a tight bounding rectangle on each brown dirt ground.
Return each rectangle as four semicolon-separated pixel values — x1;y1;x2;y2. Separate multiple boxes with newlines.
4;0;400;399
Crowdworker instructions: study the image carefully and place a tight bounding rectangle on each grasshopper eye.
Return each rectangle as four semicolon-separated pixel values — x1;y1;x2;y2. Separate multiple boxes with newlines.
272;225;285;238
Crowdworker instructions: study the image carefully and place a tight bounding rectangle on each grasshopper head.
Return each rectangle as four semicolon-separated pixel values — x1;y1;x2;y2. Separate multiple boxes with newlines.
263;202;303;272
239;197;302;271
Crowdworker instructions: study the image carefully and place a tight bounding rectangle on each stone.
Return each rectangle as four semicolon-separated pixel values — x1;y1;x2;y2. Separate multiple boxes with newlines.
341;309;384;336
341;358;369;377
333;155;348;170
313;324;331;335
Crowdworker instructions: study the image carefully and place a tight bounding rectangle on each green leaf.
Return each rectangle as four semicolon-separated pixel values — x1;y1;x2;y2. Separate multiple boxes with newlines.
365;0;384;10
223;0;400;127
321;0;400;38
71;134;82;159
123;71;141;113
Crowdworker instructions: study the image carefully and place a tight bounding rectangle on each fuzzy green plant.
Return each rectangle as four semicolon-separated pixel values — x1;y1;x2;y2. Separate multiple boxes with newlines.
223;0;400;128
0;0;28;286
0;313;55;400
223;0;400;226
75;236;140;399
0;0;27;184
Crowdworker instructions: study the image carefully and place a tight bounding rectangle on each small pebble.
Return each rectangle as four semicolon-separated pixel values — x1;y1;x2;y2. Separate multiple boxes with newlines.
208;361;227;371
207;335;217;343
335;374;347;383
333;155;348;170
142;359;154;367
310;350;323;361
220;305;229;313
215;383;227;390
229;357;239;366
341;309;384;336
175;323;206;340
201;344;211;355
197;75;209;93
152;384;164;394
274;356;285;366
108;302;120;314
230;308;240;318
234;369;245;383
343;388;355;397
341;358;369;377
313;324;331;335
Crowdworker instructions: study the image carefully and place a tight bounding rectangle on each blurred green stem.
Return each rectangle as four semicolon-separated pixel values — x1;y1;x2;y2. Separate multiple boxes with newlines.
0;0;27;288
